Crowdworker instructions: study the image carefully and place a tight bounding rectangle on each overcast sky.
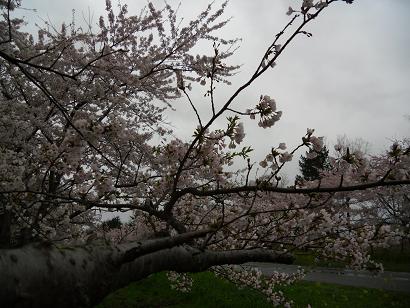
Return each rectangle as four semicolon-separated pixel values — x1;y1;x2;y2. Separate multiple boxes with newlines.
18;0;410;180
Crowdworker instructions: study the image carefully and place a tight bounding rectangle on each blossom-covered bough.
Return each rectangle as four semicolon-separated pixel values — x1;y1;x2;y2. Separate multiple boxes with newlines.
0;0;409;306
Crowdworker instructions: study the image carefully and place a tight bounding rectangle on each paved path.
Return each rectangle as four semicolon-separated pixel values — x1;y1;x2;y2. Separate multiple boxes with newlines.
245;263;410;293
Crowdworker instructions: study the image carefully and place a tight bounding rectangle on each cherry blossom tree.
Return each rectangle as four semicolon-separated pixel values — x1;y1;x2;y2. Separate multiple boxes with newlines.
355;140;410;252
0;0;409;307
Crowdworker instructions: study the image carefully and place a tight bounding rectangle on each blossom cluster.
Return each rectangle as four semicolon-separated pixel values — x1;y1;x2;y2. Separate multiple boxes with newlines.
166;271;194;293
213;265;304;306
247;95;283;129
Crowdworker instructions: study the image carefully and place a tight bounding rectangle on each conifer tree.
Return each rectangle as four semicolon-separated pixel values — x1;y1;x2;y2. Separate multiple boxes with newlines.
297;146;330;182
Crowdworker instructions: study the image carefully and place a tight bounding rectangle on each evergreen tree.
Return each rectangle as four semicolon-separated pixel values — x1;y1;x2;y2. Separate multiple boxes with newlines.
296;146;329;182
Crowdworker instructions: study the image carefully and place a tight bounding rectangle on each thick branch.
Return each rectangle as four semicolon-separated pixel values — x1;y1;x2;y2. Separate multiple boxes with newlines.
119;247;294;284
120;228;211;264
0;242;292;307
178;179;410;198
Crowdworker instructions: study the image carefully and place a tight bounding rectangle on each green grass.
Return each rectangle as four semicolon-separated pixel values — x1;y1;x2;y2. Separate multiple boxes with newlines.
294;252;346;269
294;245;410;272
95;272;410;308
279;281;410;308
371;247;410;272
95;272;272;308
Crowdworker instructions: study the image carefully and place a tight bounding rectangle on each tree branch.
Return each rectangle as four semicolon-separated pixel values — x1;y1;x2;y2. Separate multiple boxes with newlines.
178;179;410;198
120;229;211;264
0;242;293;307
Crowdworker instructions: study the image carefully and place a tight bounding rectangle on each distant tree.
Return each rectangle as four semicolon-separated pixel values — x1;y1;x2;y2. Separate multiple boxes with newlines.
296;145;329;183
101;216;122;230
336;135;370;156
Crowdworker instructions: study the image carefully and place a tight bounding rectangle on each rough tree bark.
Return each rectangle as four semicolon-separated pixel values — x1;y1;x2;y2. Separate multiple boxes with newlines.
0;210;12;248
0;238;294;308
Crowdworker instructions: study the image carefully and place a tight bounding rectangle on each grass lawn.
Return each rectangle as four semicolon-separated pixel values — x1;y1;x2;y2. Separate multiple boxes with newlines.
371;247;410;272
294;252;345;269
95;271;410;308
294;245;410;272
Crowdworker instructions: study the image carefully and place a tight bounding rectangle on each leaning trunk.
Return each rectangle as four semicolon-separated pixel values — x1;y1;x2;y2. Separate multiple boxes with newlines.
0;242;293;307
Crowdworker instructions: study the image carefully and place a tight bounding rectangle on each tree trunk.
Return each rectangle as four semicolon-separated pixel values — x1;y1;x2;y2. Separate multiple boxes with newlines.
0;241;293;307
0;210;12;248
